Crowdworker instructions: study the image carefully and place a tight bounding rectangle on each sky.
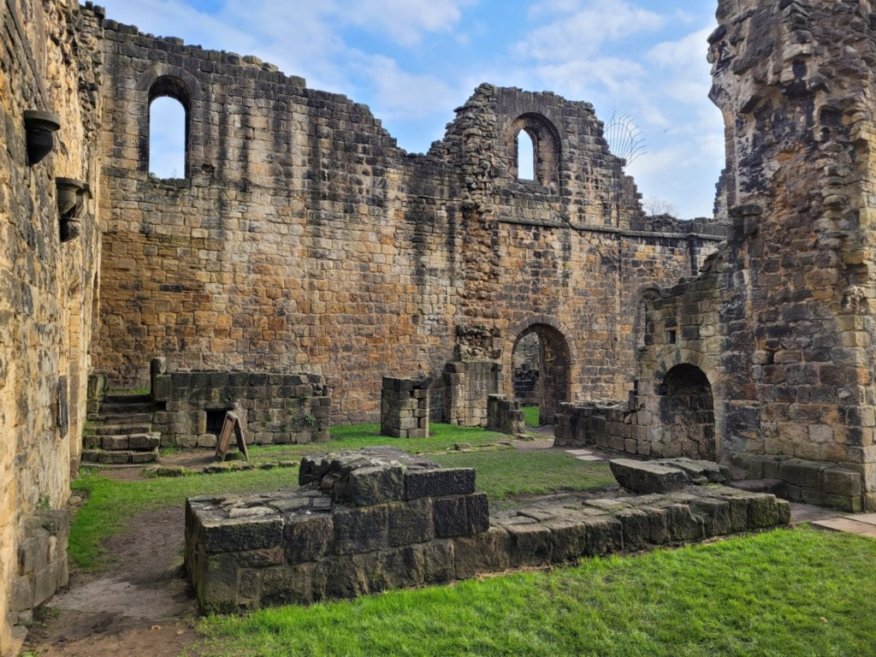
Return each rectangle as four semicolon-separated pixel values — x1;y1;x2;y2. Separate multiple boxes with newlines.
105;0;725;218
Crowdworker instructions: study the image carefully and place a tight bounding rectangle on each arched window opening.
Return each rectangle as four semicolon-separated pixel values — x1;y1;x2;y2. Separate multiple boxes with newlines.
517;130;535;181
146;75;191;179
635;289;660;350
508;113;560;189
149;96;187;179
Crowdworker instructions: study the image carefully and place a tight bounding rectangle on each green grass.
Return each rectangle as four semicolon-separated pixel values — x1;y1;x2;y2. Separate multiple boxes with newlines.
70;423;578;570
195;527;876;657
522;404;540;427
243;422;510;464
70;467;301;570
433;450;613;500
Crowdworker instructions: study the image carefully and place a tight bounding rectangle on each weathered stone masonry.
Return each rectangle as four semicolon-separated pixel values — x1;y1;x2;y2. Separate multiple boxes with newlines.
92;20;725;424
0;2;104;653
559;0;876;513
185;448;790;613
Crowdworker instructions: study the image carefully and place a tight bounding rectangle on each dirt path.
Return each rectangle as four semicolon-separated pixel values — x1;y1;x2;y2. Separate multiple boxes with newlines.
25;507;202;657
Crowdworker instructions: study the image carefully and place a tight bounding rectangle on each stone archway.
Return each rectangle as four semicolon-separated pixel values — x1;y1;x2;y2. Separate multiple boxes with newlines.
511;323;570;425
659;364;716;460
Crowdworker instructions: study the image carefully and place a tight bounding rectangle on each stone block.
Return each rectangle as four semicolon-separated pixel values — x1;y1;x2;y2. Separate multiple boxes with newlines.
152;374;172;402
779;459;823;490
260;563;315;606
664;504;705;542
745;494;784;529
333;505;389;554
453;527;511;579
200;517;284;554
822;468;863;497
432;496;468;538
544;518;588;562
388;499;434;547
505;521;553;567
334;465;404;507
196;553;241;614
365;546;425;593
689;498;733;536
433;493;488;538
313;556;369;600
421;540;456;583
404;468;476;500
610;459;688;493
284;514;333;565
128;433;160;449
615;508;652;550
101;435;129;450
582;515;623;555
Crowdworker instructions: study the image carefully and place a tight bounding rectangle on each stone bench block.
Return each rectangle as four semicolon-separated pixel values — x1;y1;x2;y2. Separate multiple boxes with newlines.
610;458;689;493
404;468;475;500
333;505;389;555
388;499;434;547
284;514;333;565
433;493;489;538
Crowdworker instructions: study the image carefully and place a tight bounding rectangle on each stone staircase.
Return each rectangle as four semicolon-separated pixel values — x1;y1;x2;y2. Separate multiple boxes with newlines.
83;394;161;464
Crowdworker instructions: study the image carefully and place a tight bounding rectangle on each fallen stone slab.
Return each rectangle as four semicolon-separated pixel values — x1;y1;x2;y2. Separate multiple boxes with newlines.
610;459;688;493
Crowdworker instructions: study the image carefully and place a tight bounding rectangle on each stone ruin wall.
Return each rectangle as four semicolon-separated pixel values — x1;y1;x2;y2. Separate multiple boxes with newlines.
0;2;104;653
561;0;876;512
92;23;726;424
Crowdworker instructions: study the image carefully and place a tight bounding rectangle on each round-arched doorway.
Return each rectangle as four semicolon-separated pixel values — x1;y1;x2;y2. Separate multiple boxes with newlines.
511;323;571;425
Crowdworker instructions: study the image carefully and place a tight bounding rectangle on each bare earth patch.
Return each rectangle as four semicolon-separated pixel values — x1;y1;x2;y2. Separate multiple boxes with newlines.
25;507;201;657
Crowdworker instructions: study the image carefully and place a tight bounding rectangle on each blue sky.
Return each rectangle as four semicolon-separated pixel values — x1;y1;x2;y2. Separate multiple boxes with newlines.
104;0;724;218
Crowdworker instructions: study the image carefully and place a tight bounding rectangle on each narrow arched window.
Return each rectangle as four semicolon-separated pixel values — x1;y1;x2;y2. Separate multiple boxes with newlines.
517;130;535;181
146;75;191;179
149;96;186;179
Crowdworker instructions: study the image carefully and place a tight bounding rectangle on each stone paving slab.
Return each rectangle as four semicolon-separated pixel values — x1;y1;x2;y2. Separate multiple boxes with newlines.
811;518;876;538
848;513;876;526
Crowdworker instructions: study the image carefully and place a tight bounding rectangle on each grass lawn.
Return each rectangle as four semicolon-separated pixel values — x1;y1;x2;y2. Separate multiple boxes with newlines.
522;404;540;427
194;527;876;657
433;450;614;500
69;424;607;570
242;422;511;464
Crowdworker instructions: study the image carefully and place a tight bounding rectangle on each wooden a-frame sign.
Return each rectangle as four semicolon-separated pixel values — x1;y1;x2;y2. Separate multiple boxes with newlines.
215;411;249;461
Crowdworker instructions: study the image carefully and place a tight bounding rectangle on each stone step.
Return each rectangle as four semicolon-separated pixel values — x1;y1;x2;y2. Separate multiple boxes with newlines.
729;479;783;494
91;412;154;424
98;403;157;415
88;423;153;436
103;394;152;405
84;433;161;451
82;447;159;465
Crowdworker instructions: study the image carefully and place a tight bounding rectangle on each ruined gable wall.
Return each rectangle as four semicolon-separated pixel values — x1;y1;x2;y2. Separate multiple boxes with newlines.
632;0;876;510
93;25;724;423
0;1;103;652
94;23;462;422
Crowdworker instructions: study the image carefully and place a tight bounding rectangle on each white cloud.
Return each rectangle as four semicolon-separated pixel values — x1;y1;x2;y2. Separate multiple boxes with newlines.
352;55;459;119
517;0;665;61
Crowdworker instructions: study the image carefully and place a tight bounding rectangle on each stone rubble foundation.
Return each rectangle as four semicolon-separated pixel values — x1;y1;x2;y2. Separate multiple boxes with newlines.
185;448;790;613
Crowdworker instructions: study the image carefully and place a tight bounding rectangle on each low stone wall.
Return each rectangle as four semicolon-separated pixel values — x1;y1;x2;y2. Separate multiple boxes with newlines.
185;448;790;613
486;395;525;435
554;402;642;453
151;370;331;447
8;511;70;627
555;403;866;512
380;378;430;438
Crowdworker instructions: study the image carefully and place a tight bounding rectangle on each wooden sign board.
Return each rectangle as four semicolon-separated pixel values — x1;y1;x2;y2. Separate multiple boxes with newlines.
215;411;249;462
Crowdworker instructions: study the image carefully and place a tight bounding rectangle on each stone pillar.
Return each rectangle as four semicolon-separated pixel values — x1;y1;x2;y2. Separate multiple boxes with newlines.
380;378;430;438
486;395;525;435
